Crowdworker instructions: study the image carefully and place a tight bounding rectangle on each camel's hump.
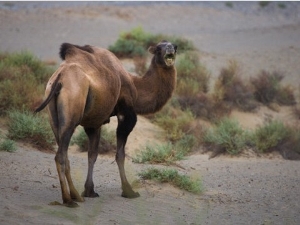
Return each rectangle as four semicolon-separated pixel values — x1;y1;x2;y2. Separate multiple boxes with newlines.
59;43;94;60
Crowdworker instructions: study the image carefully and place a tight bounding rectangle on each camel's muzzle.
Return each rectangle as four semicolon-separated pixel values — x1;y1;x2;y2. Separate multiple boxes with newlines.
164;49;176;66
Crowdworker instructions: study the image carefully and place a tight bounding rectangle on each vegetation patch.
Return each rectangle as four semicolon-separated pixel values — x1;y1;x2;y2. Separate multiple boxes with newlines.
0;51;54;114
109;26;196;58
133;143;184;164
0;138;17;152
133;135;195;165
152;101;195;142
213;61;257;112
203;118;249;157
7;110;55;151
251;70;296;106
138;167;203;194
251;120;291;153
175;51;210;96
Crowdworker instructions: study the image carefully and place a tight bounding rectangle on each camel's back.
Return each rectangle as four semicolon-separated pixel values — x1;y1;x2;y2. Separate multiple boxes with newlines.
62;45;126;82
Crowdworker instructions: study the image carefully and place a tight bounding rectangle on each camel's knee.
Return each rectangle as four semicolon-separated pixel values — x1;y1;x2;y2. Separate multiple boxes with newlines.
116;112;137;139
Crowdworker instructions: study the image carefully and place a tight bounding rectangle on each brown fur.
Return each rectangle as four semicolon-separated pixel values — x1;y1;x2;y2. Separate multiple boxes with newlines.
35;40;177;207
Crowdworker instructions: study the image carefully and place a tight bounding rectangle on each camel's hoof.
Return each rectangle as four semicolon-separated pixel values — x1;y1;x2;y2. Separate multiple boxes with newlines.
81;190;99;198
72;196;85;202
121;191;140;199
64;201;79;208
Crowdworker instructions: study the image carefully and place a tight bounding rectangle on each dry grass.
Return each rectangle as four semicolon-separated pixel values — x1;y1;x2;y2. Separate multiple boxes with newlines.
251;70;296;106
213;61;257;112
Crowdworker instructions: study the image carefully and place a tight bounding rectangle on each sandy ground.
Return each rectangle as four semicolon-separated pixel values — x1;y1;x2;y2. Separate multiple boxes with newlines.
1;2;300;225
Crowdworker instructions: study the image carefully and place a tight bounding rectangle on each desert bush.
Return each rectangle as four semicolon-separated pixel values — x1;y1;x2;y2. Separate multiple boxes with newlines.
213;61;257;112
251;70;296;106
7;110;55;151
203;118;249;157
278;128;300;160
109;26;196;58
0;138;17;152
152;101;195;142
138;167;203;194
0;51;54;114
176;51;210;96
251;120;291;153
133;142;184;164
71;126;116;154
177;92;231;122
133;134;196;164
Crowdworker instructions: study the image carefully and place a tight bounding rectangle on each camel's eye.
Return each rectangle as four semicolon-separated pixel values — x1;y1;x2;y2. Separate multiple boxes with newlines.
156;46;162;53
173;45;177;52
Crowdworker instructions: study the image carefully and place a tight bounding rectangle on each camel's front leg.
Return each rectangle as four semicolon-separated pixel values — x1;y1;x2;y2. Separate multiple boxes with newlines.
82;127;101;198
116;109;140;198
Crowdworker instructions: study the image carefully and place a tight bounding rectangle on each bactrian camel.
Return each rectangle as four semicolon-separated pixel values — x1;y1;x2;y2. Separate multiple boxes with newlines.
35;40;177;207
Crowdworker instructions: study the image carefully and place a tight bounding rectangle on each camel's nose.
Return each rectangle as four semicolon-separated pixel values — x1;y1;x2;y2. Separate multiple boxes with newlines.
166;44;175;54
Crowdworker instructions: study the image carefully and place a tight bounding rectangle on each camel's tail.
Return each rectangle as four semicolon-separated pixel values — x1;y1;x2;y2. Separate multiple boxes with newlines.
34;74;62;114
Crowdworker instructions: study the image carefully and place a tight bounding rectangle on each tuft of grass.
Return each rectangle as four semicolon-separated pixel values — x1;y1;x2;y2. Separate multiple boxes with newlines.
133;134;195;164
251;70;296;106
251;120;291;153
0;51;54;114
0;138;17;152
7;110;55;151
133;142;184;164
138;168;203;194
203;118;249;157
71;126;116;154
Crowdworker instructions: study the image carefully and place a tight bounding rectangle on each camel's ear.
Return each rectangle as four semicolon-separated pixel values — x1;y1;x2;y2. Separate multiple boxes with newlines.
148;46;156;54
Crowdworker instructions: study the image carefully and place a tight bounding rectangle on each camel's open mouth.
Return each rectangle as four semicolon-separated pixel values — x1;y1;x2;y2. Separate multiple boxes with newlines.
164;53;176;66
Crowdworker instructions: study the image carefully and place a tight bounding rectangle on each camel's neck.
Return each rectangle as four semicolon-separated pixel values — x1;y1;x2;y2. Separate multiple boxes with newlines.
132;60;176;115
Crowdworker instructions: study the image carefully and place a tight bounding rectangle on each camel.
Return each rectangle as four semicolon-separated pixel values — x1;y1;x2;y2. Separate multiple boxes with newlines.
34;40;177;207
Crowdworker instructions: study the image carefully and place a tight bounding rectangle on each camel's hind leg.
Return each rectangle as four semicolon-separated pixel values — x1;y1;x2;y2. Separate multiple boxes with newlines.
82;127;101;198
55;127;85;207
116;105;140;198
49;99;86;207
54;128;80;207
65;156;85;202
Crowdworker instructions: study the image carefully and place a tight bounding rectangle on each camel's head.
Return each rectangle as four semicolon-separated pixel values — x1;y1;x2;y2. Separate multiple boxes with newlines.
148;40;177;67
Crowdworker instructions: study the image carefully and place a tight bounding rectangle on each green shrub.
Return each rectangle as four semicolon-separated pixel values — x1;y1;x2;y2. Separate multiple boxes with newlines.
251;120;291;153
0;51;54;114
0;138;17;152
139;168;203;194
7;110;55;151
203;118;249;156
133;142;184;164
109;26;196;58
152;102;195;142
176;51;210;96
133;134;195;164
